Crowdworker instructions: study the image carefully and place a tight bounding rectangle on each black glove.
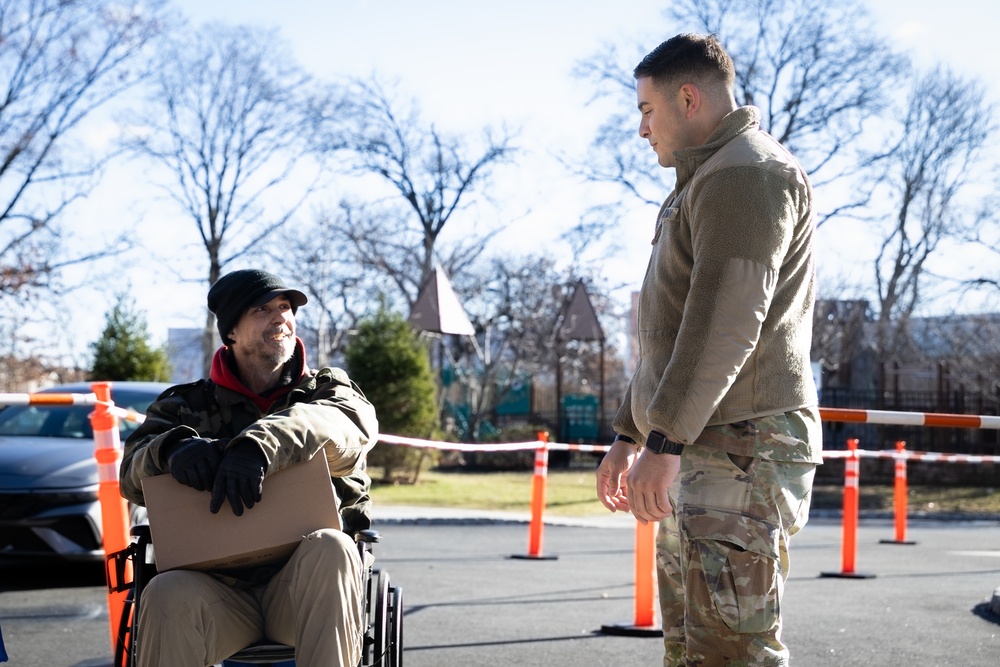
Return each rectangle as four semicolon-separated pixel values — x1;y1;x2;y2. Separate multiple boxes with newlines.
166;438;226;492
210;441;268;516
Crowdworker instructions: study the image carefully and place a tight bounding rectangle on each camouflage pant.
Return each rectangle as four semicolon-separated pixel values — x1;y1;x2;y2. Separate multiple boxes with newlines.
656;439;816;666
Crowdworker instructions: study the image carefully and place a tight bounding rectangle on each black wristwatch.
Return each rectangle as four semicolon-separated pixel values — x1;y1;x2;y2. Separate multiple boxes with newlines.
645;430;685;455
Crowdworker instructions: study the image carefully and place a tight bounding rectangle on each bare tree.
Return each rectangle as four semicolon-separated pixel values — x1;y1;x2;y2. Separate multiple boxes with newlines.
869;68;995;359
575;0;907;223
572;39;671;208
317;78;518;309
811;298;874;391
123;23;321;369
271;201;376;367
961;182;1000;299
0;0;168;298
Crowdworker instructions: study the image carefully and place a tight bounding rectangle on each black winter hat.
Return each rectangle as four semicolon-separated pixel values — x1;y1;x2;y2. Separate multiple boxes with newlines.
207;269;308;345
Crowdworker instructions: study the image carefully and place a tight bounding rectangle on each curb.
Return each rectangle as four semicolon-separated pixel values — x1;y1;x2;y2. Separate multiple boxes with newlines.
809;508;1000;523
372;506;1000;527
371;505;637;529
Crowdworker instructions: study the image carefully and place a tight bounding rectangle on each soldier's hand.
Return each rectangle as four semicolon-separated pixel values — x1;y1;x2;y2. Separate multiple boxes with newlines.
596;439;638;513
626;450;679;525
210;441;267;516
166;437;227;492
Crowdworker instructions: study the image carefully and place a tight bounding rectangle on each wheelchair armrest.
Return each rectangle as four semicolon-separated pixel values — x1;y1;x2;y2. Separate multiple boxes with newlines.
355;528;382;544
108;522;159;596
130;524;151;540
106;546;134;593
106;524;155;594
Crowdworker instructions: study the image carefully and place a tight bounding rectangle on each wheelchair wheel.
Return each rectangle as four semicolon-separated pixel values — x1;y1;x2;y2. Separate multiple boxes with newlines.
387;584;403;667
364;568;390;667
114;588;136;667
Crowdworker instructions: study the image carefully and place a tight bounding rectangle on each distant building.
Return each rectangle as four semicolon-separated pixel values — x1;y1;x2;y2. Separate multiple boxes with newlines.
812;299;876;392
814;299;1000;396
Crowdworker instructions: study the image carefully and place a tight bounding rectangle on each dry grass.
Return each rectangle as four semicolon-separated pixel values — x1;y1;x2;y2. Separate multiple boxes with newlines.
813;484;1000;514
370;469;610;516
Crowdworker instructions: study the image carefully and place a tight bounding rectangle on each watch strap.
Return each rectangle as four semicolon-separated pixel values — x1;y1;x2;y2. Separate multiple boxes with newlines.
645;431;684;455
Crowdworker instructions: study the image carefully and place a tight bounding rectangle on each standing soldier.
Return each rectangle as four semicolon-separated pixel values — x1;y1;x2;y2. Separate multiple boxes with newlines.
597;34;822;666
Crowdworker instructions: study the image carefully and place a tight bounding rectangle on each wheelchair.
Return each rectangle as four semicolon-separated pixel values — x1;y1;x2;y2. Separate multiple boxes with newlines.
106;524;403;667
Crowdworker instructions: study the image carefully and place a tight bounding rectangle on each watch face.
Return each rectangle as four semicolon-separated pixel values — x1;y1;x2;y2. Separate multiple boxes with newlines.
647;432;683;455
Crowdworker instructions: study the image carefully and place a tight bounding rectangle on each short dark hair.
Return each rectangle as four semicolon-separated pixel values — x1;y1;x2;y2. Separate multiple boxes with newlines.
633;33;734;92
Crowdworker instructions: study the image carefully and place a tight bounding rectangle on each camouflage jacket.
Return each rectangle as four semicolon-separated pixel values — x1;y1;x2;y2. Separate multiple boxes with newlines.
120;366;378;534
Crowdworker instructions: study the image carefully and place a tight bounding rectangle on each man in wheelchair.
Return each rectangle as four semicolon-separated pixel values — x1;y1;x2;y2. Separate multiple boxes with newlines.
119;269;379;667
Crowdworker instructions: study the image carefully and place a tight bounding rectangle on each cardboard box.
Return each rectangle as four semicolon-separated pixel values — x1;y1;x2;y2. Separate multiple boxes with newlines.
142;454;341;571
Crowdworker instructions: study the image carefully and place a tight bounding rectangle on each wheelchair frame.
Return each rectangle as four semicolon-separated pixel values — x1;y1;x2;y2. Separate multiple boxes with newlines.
106;525;403;667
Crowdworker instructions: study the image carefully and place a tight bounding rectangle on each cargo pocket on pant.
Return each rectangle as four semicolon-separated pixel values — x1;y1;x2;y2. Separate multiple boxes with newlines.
682;508;781;635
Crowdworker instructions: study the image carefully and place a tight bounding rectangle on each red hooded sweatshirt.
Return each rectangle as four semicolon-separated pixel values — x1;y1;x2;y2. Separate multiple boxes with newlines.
208;338;308;413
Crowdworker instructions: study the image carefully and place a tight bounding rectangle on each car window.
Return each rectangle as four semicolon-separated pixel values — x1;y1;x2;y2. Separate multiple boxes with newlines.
0;388;161;439
0;405;50;436
0;405;92;438
111;389;160;439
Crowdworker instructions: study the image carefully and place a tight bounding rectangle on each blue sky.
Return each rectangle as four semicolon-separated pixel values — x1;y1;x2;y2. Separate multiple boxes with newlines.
56;0;1000;366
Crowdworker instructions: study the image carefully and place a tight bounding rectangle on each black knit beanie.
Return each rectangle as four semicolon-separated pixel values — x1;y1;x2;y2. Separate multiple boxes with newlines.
207;269;308;345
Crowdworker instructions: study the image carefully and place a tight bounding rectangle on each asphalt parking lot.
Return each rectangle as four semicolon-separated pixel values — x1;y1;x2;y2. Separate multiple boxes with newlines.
1;509;999;666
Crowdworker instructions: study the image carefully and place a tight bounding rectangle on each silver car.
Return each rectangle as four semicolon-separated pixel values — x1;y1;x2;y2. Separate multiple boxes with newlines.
0;381;171;562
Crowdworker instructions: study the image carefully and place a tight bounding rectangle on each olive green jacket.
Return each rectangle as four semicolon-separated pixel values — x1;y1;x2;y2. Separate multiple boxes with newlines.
120;366;378;533
613;106;820;462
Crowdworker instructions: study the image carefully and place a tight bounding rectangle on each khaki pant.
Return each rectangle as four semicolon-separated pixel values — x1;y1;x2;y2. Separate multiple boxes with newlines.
657;445;816;666
136;529;366;667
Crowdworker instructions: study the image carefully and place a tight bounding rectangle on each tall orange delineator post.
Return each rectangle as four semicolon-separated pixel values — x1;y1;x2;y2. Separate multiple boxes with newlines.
821;438;875;579
600;518;662;637
880;440;917;545
633;519;657;628
511;431;558;560
90;381;133;652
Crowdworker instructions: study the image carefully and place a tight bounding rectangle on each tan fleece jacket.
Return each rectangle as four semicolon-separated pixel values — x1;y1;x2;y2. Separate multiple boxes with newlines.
613;106;820;461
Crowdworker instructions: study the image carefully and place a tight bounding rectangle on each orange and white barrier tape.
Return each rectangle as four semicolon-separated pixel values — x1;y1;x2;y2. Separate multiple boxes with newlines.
819;407;1000;429
553;442;611;453
377;433;1000;464
376;433;542;451
0;392;145;424
377;433;614;453
822;449;1000;463
0;391;98;406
